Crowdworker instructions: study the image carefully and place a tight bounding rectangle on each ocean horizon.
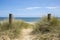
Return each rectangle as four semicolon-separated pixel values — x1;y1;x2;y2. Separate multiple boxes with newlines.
0;17;41;22
0;17;60;22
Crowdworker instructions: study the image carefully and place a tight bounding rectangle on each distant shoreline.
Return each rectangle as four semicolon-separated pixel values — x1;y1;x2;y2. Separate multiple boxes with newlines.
0;17;40;22
26;22;36;25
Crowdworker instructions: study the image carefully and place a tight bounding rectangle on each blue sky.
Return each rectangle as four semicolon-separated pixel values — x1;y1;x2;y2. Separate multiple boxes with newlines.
0;0;60;17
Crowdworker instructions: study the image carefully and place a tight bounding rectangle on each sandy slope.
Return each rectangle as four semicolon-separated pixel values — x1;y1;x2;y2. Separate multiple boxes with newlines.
0;22;35;40
19;28;33;40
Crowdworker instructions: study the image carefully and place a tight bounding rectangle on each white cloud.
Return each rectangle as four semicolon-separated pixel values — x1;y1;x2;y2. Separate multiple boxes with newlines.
45;7;58;9
19;6;60;11
26;7;41;10
25;7;60;10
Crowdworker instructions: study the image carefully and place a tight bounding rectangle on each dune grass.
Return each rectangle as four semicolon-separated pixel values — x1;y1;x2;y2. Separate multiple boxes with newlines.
0;19;33;40
31;16;60;40
0;16;60;40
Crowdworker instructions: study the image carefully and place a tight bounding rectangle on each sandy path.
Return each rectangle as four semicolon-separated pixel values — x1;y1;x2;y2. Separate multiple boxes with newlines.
19;28;33;40
0;28;35;40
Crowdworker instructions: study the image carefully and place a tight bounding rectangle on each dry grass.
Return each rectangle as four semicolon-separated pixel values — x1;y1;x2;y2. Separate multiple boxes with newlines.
31;16;60;40
0;19;34;40
1;16;60;40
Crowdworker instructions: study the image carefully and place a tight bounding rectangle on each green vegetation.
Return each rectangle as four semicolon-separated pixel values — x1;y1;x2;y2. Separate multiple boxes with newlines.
0;20;33;40
0;16;60;40
31;16;60;40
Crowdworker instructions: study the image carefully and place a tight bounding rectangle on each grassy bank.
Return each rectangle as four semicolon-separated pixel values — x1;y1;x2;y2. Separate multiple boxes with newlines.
31;16;60;40
0;16;60;40
0;20;34;40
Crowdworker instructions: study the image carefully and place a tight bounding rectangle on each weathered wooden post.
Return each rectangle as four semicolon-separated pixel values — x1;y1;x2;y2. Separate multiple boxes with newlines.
9;14;12;25
48;14;51;21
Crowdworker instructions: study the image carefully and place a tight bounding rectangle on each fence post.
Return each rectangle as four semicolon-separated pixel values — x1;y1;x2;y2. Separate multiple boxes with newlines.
9;14;12;25
48;14;51;21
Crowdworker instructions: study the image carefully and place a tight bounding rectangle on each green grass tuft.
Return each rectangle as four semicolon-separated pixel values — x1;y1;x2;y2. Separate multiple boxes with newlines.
31;16;60;40
0;20;33;39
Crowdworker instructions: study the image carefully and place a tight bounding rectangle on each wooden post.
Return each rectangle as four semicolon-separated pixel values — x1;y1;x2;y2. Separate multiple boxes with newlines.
48;14;51;21
9;14;12;25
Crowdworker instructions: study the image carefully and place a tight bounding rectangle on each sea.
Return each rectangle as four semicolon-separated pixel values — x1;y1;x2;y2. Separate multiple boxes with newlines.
0;17;41;22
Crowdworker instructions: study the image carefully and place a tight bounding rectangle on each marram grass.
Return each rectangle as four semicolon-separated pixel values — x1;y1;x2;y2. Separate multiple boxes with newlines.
0;19;33;39
1;16;60;40
31;16;60;40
